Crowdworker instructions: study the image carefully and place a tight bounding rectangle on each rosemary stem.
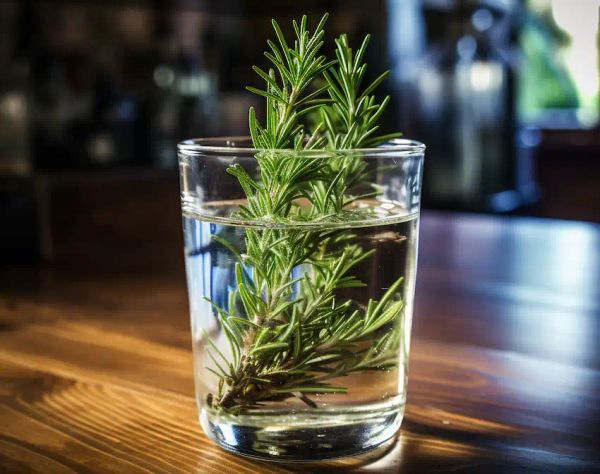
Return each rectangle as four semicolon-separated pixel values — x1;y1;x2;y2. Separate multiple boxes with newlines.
207;15;403;412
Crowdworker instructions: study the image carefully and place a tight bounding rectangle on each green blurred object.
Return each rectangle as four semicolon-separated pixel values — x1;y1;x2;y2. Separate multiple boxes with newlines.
519;3;580;120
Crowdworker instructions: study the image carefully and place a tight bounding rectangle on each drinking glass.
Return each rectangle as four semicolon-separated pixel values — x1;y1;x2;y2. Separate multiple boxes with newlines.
179;137;425;461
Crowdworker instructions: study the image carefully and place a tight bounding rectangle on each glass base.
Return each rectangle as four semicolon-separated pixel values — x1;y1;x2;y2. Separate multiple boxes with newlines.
200;397;404;462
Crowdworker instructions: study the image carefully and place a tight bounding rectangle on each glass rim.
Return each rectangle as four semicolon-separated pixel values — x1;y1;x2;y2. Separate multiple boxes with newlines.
177;136;426;157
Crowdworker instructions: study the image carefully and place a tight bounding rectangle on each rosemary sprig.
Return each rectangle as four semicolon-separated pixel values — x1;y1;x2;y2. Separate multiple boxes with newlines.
203;15;405;412
321;34;402;149
246;13;333;150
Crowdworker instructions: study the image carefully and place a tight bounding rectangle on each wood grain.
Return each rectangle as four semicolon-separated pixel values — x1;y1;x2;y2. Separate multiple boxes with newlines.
1;176;599;472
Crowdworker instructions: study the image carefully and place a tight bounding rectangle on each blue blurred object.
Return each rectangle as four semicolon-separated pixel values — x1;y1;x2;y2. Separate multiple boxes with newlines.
389;0;539;212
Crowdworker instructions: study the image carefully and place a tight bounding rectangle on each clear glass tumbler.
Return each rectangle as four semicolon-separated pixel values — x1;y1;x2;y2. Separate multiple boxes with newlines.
179;137;425;461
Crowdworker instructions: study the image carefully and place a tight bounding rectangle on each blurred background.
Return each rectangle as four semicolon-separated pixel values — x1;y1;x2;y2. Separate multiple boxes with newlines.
1;0;599;265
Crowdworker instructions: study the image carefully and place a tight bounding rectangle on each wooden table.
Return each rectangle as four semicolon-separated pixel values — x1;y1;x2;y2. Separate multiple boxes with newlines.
1;196;599;472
